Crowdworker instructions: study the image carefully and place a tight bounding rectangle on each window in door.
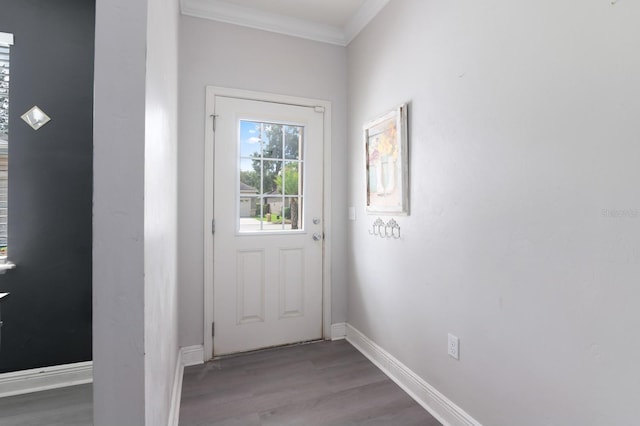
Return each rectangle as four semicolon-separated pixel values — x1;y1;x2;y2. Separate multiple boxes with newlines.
238;120;304;233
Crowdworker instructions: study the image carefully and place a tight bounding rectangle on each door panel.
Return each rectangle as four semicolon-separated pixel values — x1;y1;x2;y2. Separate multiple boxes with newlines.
212;96;323;356
279;248;305;318
236;250;265;324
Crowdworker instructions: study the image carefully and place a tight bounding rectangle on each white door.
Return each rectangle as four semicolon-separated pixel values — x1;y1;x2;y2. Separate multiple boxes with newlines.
212;95;324;356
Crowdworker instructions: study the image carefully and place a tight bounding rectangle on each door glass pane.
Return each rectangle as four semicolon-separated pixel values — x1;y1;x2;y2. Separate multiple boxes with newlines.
288;196;302;230
284;125;302;160
261;159;281;195
239;121;262;158
261;123;282;159
283;161;301;196
239;120;304;233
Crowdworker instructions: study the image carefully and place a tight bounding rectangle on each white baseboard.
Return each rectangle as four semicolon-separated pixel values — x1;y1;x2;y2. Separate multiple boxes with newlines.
330;322;347;340
0;361;93;398
181;345;204;367
168;345;204;426
345;324;481;426
168;349;184;426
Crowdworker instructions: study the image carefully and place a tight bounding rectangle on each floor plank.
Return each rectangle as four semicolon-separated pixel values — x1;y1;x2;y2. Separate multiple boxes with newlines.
0;383;92;426
179;340;441;426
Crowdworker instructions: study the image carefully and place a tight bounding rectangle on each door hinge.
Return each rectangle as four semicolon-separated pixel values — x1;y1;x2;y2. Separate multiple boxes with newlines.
211;219;215;234
211;322;215;337
210;114;218;132
314;106;325;113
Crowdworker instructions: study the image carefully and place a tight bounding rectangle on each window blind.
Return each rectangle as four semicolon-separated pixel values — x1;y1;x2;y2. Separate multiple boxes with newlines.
0;39;11;257
0;45;9;137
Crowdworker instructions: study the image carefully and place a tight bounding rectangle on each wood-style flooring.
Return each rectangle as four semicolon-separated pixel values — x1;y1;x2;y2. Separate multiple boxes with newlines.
0;383;92;426
0;340;440;425
179;340;441;426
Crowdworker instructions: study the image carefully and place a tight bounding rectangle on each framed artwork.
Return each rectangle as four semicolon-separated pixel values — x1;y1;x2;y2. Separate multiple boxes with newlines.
365;104;409;215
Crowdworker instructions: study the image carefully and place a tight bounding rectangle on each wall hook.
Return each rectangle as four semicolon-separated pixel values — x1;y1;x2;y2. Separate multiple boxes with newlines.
369;217;401;239
386;219;401;239
368;218;385;236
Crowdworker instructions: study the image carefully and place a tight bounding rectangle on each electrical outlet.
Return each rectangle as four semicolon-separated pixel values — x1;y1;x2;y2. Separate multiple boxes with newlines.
448;333;459;360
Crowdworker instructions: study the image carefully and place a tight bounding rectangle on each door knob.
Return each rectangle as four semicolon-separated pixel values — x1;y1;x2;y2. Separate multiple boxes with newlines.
313;217;321;225
312;233;322;241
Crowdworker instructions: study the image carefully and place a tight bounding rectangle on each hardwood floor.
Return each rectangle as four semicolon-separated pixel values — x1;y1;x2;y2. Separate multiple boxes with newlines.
0;341;440;425
0;383;92;426
179;340;441;426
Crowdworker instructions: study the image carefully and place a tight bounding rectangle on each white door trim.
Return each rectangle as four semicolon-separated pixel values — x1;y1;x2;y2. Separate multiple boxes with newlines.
203;86;332;361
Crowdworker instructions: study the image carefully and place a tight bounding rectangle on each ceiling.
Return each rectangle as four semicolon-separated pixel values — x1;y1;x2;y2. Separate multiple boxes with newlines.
180;0;391;46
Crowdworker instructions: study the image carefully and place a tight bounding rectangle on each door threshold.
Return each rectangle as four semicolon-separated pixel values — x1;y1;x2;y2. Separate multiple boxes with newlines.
212;339;325;361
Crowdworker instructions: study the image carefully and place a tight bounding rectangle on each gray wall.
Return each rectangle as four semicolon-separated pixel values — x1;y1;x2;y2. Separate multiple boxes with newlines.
178;17;348;349
94;0;180;424
94;0;146;421
347;1;640;425
0;0;94;373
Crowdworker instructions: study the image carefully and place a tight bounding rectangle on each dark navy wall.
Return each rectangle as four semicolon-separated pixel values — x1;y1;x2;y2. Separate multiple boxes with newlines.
0;0;94;372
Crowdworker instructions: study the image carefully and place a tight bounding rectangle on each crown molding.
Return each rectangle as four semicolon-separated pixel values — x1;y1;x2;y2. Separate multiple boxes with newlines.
344;0;390;45
181;0;346;46
180;0;390;47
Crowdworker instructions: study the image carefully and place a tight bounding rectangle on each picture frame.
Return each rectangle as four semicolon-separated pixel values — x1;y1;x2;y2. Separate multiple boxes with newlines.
365;104;409;215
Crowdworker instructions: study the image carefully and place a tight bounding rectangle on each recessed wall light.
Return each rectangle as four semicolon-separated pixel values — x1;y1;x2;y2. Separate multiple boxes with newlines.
20;105;51;130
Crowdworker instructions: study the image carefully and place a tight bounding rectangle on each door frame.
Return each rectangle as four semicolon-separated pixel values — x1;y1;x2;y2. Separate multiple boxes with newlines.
203;86;333;361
